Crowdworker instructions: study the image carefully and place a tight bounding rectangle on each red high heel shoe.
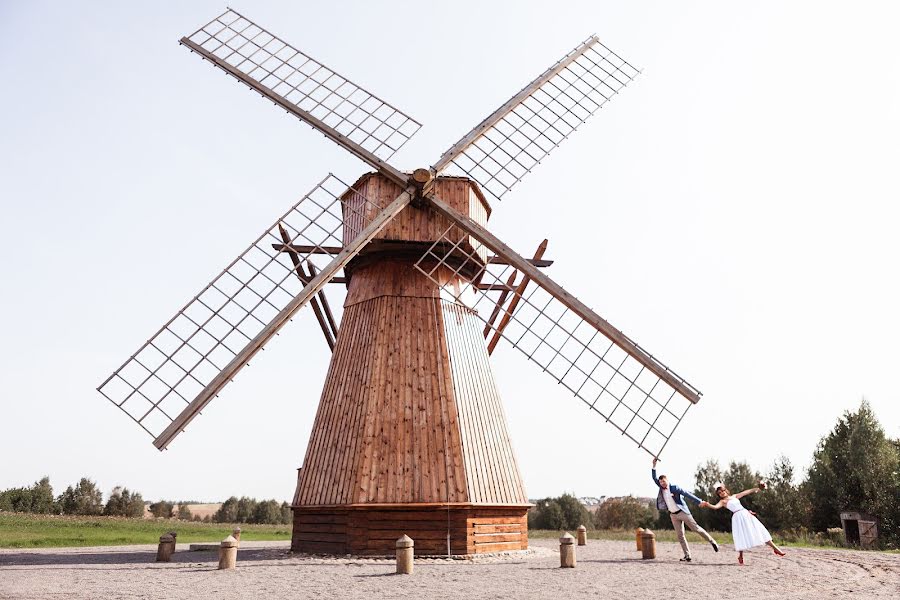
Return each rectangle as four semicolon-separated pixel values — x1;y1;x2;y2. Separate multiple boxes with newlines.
738;552;744;565
773;548;786;557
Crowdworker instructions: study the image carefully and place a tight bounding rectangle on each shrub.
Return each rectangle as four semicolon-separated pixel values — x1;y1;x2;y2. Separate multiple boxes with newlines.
58;478;103;516
148;500;174;519
593;496;655;530
104;487;144;518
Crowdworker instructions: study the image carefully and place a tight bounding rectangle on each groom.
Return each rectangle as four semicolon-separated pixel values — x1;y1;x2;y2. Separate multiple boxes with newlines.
652;458;719;562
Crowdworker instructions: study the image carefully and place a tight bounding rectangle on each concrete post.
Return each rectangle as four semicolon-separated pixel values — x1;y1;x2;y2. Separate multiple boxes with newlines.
396;535;414;575
635;527;644;551
559;532;576;568
232;527;242;547
218;535;238;570
156;534;175;562
576;525;587;546
641;529;657;559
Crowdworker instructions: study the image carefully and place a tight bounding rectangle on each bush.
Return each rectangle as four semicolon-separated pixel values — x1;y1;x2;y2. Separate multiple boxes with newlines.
176;504;193;520
593;496;655;530
148;501;174;519
528;494;592;531
104;487;144;518
0;477;57;514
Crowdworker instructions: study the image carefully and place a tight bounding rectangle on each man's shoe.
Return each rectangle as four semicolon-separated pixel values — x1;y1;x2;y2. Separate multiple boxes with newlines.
679;556;692;562
710;540;719;552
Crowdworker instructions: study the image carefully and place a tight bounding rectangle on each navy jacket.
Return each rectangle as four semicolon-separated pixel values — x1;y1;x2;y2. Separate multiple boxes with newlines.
652;468;702;515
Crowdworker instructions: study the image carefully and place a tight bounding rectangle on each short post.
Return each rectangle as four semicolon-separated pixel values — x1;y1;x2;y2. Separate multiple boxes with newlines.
396;535;414;575
232;527;242;547
576;525;587;546
641;529;656;560
559;532;576;568
156;534;175;562
635;527;644;551
218;535;238;570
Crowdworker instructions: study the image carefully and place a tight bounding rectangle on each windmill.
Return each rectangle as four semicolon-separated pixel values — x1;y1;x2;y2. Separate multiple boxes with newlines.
98;8;703;556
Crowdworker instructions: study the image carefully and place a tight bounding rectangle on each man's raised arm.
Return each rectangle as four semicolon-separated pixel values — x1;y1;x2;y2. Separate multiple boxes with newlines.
651;457;661;487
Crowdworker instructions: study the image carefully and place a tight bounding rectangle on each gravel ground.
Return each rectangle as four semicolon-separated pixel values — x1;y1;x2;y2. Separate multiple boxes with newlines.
1;538;898;599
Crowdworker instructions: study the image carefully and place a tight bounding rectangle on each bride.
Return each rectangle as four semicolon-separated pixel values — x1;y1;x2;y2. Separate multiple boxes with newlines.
700;482;786;565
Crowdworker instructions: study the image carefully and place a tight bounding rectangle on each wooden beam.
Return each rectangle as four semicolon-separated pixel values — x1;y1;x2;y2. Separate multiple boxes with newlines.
487;240;548;354
431;36;600;174
482;269;519;339
306;261;339;340
273;244;343;255
426;194;702;404
278;224;335;352
271;244;553;268
153;188;414;450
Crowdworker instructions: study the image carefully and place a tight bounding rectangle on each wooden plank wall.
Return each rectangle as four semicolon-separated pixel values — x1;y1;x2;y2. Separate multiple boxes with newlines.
292;506;528;555
342;174;490;263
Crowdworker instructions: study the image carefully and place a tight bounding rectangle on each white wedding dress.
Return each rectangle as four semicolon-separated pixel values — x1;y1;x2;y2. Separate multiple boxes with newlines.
728;496;772;551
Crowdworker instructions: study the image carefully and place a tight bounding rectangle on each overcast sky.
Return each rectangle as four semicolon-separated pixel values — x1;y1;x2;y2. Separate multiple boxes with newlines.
1;0;898;504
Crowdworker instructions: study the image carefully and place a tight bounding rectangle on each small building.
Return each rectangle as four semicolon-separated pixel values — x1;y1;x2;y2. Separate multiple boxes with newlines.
839;511;878;549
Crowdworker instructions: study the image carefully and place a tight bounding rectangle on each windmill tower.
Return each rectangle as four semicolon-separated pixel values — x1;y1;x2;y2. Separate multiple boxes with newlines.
99;9;703;556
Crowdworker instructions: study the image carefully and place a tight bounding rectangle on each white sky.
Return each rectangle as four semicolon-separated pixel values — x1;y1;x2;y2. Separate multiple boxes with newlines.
1;0;898;503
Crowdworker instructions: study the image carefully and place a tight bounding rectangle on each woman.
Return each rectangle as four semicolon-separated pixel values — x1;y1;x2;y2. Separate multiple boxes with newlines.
700;481;786;565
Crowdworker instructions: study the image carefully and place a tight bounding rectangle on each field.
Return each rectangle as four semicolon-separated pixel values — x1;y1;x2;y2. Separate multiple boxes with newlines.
0;514;290;549
0;514;870;551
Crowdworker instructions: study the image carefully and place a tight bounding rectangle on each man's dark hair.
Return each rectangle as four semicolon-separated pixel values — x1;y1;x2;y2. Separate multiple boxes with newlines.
658;474;667;480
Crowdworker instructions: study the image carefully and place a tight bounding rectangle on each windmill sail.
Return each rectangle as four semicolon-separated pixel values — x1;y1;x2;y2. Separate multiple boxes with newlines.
416;195;701;458
181;8;419;178
98;174;412;449
432;36;640;202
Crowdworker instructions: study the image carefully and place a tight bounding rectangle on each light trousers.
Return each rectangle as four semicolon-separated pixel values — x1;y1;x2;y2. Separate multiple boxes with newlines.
669;511;714;558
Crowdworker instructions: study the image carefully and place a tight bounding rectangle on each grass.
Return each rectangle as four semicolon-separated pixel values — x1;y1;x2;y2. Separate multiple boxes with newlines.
0;513;291;549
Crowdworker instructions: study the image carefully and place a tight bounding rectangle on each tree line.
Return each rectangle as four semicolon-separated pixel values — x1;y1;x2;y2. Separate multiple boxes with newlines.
528;400;900;547
0;479;293;525
0;477;144;517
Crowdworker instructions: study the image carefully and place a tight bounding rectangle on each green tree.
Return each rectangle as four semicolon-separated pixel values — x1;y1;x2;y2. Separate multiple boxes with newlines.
214;497;239;523
104;487;145;518
593;496;655;529
754;456;808;531
235;497;258;523
803;400;900;540
280;502;293;525
176;504;193;521
251;500;282;524
148;500;174;518
58;478;103;515
527;494;590;531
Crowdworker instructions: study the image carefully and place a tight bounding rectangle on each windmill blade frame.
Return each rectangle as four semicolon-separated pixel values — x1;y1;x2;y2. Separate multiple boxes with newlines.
181;8;415;186
415;194;701;457
98;174;413;450
431;36;640;202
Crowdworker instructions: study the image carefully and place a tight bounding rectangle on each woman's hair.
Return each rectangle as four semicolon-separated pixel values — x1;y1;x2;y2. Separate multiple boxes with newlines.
715;485;731;497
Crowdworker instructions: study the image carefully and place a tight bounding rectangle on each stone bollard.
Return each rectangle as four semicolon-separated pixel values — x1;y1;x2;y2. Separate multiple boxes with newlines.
641;529;656;560
232;527;242;547
559;532;576;568
156;534;175;562
635;527;644;551
218;535;238;570
576;525;587;546
396;535;414;575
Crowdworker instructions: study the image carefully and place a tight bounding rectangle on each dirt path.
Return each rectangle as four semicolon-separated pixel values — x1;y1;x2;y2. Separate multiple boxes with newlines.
1;538;897;599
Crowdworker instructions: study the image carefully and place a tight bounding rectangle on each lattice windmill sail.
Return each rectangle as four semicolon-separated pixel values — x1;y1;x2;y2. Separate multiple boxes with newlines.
99;8;702;556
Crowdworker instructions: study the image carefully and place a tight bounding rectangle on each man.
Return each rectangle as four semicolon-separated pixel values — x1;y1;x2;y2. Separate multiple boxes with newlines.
652;457;719;562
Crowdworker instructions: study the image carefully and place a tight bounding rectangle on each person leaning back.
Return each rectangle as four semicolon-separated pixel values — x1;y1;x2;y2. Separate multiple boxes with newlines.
652;457;719;562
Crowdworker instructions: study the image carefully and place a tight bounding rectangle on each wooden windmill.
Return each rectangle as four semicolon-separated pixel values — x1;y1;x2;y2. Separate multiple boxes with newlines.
99;8;703;556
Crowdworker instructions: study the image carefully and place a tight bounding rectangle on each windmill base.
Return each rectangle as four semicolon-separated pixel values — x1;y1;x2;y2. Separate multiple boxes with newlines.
291;504;529;556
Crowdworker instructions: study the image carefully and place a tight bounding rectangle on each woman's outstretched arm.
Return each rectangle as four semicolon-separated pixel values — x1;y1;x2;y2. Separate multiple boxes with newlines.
701;499;726;510
734;487;762;499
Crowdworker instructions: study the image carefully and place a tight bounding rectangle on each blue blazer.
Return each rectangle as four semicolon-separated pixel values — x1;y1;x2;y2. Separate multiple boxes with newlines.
652;468;702;515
